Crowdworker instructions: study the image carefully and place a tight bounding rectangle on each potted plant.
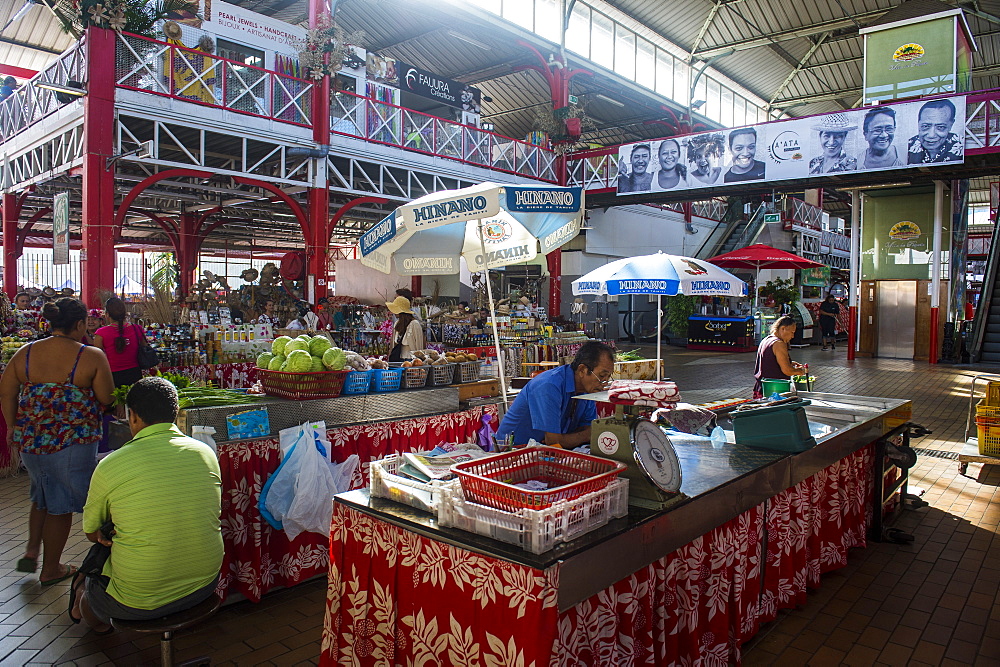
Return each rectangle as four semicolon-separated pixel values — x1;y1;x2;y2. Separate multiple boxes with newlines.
758;277;799;308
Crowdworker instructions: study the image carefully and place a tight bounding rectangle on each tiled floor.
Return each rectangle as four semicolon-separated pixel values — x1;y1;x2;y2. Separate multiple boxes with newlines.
1;345;998;665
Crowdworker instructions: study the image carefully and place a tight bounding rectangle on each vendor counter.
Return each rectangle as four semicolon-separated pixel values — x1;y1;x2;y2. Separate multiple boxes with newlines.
687;315;756;352
319;392;911;665
189;389;497;603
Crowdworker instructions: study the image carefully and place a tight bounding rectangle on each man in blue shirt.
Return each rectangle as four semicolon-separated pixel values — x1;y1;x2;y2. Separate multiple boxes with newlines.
497;342;615;447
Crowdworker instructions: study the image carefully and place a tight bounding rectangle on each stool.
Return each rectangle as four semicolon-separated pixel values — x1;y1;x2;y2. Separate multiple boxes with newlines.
111;594;222;666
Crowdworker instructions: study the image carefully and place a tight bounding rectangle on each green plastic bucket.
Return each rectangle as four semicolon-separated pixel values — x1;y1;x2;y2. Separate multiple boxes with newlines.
761;378;792;395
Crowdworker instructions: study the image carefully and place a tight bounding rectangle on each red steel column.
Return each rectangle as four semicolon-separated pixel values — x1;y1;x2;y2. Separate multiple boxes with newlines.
81;26;117;306
306;0;331;303
2;194;19;300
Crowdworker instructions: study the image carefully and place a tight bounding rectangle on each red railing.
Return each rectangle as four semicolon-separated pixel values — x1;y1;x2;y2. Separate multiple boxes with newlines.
115;32;313;126
330;89;557;182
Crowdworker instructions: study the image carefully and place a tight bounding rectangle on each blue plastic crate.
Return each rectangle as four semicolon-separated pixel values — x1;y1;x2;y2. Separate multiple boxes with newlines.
341;369;373;395
370;367;403;392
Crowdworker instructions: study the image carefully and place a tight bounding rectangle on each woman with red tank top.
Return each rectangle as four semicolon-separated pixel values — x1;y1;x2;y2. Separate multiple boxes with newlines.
753;315;806;399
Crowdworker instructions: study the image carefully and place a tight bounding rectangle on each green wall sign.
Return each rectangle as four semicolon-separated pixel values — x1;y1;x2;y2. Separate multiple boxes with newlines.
861;192;951;280
864;17;956;104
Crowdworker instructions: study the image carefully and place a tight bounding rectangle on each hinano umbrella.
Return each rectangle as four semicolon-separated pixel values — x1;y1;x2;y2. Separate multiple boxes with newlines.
706;243;824;313
572;252;747;380
357;182;585;407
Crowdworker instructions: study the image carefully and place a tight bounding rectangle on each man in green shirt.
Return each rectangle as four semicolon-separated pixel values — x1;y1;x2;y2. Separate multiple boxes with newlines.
71;377;223;632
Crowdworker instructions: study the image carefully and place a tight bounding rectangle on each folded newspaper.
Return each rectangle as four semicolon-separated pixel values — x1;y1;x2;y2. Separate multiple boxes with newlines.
402;449;488;480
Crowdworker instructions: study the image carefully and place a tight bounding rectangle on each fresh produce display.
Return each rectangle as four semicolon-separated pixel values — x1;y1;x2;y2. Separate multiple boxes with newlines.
1;337;29;363
616;349;644;362
257;352;274;369
284;349;313;372
177;386;261;409
271;336;292;356
159;372;192;389
403;349;478;368
284;338;309;354
267;355;286;370
322;347;347;371
308;336;332;357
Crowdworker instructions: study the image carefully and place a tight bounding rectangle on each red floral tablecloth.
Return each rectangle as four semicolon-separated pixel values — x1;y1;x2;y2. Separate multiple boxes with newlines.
155;362;258;389
320;444;873;665
215;404;498;602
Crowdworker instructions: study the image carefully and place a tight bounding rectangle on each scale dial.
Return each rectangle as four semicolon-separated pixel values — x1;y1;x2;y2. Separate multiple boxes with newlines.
631;420;682;493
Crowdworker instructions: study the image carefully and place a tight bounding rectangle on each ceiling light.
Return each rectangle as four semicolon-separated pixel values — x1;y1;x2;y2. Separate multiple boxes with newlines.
446;30;491;51
596;93;625;108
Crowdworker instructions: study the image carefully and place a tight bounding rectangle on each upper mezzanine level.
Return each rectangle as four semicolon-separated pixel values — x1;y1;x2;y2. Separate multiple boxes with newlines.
0;31;558;196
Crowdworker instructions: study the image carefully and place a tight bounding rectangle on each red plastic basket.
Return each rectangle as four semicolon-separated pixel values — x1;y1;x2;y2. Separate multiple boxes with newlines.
258;369;348;399
451;448;626;511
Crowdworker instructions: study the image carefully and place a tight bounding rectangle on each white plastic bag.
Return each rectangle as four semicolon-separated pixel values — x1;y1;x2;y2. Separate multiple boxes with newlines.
260;423;340;540
330;454;360;494
191;426;217;454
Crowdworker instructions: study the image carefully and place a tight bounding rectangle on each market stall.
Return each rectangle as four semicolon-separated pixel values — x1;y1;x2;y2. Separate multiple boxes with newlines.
319;392;912;665
210;397;498;602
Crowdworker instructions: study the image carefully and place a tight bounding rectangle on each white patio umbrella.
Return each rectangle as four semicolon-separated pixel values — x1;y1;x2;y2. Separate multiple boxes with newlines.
572;252;747;380
358;182;586;407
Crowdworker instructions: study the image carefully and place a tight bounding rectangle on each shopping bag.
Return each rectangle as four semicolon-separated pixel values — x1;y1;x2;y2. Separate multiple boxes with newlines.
259;424;309;531
283;438;340;540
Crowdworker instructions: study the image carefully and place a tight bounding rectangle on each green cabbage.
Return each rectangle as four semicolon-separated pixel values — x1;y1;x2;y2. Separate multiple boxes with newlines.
310;355;325;372
286;349;314;373
322;347;347;371
256;352;274;369
284;338;309;354
309;336;332;357
267;354;286;371
298;334;312;344
271;336;292;356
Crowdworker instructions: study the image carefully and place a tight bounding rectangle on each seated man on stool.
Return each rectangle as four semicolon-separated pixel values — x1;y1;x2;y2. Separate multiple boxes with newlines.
496;341;615;448
71;377;223;632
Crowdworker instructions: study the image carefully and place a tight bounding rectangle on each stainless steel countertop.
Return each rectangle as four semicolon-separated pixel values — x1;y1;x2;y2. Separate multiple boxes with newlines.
336;391;911;612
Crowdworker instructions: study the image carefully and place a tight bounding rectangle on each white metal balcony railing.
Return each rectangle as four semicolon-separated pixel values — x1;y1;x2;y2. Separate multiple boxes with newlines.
0;36;88;141
331;91;557;182
115;32;313;125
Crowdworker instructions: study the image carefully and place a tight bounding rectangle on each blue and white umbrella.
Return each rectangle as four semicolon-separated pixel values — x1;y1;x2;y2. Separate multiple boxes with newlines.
357;182;584;276
356;182;585;407
572;252;747;379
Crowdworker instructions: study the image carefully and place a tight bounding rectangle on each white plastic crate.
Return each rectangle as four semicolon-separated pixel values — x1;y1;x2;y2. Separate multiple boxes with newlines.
437;477;629;554
369;453;459;515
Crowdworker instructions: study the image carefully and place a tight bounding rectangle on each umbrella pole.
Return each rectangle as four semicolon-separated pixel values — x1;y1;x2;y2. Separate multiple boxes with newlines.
478;220;509;411
656;294;662;381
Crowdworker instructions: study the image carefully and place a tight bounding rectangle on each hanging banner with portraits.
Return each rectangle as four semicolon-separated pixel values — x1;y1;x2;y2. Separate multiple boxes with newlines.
616;96;966;196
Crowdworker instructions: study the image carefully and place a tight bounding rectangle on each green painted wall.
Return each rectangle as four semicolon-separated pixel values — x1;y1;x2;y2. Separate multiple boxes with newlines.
861;192;951;280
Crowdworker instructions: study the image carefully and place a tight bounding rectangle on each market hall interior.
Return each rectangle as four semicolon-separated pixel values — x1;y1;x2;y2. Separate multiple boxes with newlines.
0;344;997;665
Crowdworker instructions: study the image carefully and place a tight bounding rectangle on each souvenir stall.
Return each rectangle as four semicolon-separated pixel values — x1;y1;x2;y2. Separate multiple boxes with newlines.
320;389;915;665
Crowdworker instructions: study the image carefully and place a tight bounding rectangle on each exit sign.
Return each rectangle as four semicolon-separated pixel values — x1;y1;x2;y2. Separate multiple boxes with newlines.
763;213;780;223
569;95;579;105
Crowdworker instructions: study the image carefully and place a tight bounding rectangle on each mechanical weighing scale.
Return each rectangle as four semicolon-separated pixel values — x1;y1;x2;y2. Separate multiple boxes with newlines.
576;391;686;510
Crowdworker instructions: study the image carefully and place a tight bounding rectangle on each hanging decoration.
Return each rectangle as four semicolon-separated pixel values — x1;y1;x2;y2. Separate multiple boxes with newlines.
47;0;200;38
532;102;596;155
294;15;365;80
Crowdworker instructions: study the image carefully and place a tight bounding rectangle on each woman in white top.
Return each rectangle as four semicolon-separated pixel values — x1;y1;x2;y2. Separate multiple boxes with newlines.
386;296;424;360
651;139;688;191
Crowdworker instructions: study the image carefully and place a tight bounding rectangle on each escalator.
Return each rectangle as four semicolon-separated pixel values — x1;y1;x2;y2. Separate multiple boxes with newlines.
696;198;768;259
969;220;1000;362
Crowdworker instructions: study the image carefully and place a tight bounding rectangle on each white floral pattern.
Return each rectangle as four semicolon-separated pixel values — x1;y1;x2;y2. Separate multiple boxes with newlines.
320;444;874;666
217;405;495;603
